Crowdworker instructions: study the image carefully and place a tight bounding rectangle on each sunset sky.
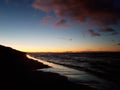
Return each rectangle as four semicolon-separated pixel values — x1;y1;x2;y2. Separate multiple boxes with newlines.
0;0;120;52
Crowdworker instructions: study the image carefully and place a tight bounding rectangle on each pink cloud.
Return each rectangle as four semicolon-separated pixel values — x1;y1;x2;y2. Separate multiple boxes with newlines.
40;16;54;24
32;0;120;27
32;0;52;13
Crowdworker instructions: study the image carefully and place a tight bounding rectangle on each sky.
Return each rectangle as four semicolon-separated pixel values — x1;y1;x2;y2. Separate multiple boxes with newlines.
0;0;120;52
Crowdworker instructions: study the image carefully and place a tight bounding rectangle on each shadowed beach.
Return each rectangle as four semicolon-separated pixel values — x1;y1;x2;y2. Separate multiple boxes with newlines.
0;45;97;90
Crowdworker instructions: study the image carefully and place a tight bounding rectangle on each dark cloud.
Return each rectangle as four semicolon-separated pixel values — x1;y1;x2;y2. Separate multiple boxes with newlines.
88;29;101;37
101;28;116;32
54;19;68;27
60;37;73;41
111;32;119;35
118;43;120;45
32;0;120;27
100;28;119;35
69;38;72;41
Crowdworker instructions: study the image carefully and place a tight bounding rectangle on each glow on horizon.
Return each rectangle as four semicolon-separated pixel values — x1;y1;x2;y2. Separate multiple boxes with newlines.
0;0;120;52
1;39;120;52
8;45;120;53
13;48;120;53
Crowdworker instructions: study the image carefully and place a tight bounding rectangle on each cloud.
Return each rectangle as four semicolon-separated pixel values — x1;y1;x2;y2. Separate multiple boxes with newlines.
118;43;120;45
54;19;68;27
61;37;73;41
32;0;120;27
69;38;72;41
101;28;116;32
88;29;101;37
32;0;52;13
111;32;119;35
40;16;54;24
100;28;119;35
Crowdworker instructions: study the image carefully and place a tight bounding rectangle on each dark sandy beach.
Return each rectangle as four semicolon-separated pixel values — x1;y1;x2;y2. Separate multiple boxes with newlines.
0;45;97;90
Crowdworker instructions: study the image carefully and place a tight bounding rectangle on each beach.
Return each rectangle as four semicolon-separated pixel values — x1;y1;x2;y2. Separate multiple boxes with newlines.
0;45;97;90
28;52;120;90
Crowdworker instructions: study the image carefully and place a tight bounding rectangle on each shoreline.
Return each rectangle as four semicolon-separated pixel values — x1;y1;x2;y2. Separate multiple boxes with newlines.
26;54;106;90
27;54;120;90
26;54;85;83
0;45;97;90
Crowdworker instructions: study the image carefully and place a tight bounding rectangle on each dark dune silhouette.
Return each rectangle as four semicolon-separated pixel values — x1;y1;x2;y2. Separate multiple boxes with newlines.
0;45;96;90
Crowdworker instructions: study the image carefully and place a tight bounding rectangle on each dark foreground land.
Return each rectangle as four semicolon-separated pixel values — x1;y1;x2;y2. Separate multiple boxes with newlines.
0;45;96;90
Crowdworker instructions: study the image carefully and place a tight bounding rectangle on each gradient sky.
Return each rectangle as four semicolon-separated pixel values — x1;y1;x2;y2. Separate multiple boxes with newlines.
0;0;120;52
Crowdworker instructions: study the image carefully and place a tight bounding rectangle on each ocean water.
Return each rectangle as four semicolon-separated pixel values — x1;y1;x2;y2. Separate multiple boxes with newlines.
28;52;120;90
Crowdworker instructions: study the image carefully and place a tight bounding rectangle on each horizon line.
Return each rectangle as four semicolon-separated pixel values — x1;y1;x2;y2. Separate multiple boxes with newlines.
27;51;120;53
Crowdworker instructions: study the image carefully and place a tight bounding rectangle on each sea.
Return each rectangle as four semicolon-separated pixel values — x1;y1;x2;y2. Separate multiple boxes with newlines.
28;52;120;90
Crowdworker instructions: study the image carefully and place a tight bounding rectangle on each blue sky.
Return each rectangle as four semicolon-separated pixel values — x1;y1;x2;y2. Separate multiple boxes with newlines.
0;0;120;52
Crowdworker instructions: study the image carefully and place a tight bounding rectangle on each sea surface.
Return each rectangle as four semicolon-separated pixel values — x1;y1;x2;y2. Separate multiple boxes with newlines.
28;52;120;90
